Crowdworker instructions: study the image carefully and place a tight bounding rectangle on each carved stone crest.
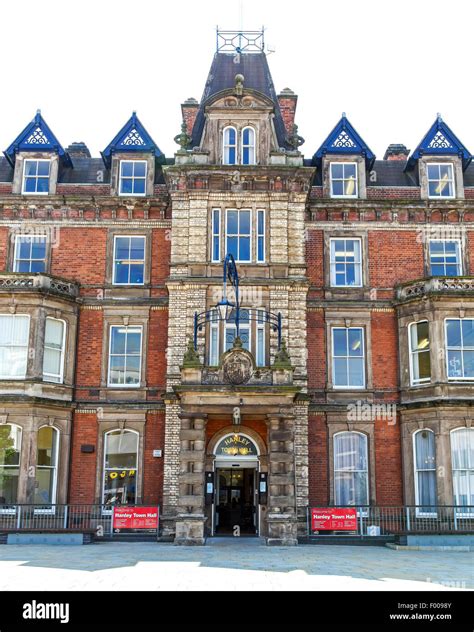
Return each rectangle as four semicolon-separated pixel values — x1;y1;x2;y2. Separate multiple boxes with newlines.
223;349;253;385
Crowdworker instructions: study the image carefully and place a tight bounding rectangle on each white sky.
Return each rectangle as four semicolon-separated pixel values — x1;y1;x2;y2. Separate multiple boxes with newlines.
1;0;473;161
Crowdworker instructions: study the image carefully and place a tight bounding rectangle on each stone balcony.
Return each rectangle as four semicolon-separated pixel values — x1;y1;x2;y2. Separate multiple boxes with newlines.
0;273;79;300
396;276;474;302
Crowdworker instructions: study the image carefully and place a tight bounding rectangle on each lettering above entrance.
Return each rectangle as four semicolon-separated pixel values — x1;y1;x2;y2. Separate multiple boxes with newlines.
215;433;258;457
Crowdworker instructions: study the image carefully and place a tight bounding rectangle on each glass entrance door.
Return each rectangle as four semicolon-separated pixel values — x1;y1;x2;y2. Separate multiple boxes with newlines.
215;468;257;535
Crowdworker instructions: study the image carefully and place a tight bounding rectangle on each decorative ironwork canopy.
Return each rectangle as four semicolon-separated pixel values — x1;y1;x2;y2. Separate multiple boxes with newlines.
312;113;375;169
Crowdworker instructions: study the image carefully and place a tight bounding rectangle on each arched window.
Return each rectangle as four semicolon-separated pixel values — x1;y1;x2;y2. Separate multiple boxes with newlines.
223;127;237;165
451;428;474;513
103;429;139;506
413;429;436;514
0;424;22;505
35;426;59;505
43;318;66;383
241;127;255;165
334;431;368;506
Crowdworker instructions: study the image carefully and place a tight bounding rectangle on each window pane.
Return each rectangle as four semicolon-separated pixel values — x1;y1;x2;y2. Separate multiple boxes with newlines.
415;431;435;470
239;237;250;261
464;351;474;378
331;164;344;179
133;179;146;195
24;161;38;176
462;320;474;347
427;164;439;180
114;263;130;284
333;330;347;356
37;427;57;467
129;264;144;284
121;179;133;194
103;470;137;505
34;468;55;504
0;425;22;466
348;329;363;356
125;330;142;354
446;320;462;347
344;163;357;179
105;431;138;469
440;164;452;179
45;319;63;348
24;178;37;193
37;162;50;176
109;356;125;384
348;357;364;386
226;128;236;145
115;237;130;260
0;468;19;504
447;350;463;378
43;348;61;377
227;236;238;260
133;162;146;177
239;211;251;234
121;162;133;177
130;238;145;260
333;358;347;386
111;328;127;354
227;211;238;234
331;181;344;196
36;178;49;193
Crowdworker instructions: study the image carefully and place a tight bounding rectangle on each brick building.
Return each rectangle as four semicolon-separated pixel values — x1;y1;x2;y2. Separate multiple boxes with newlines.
0;31;473;544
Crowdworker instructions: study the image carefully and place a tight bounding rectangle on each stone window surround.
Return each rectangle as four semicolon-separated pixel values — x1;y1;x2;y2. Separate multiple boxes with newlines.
99;309;150;391
7;229;52;274
323;230;370;299
421;230;469;278
110;152;155;197
0;411;71;504
325;310;373;393
326;416;376;506
220;122;258;166
209;204;267;264
418;156;464;201
105;228;152;287
321;154;367;200
0;303;76;386
398;305;474;389
12;152;60;196
401;414;473;506
93;413;146;505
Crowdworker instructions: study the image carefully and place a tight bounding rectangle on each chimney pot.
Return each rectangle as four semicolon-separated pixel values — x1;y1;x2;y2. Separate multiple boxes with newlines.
384;144;410;161
65;142;91;158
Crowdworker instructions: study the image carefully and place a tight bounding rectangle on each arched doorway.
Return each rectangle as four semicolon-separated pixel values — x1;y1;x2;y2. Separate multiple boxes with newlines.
212;432;262;536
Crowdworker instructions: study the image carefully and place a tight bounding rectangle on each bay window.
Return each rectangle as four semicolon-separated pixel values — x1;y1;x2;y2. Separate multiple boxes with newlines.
450;428;474;514
409;321;431;385
34;426;58;505
413;429;437;514
0;424;22;506
43;318;66;383
445;319;474;381
0;315;30;379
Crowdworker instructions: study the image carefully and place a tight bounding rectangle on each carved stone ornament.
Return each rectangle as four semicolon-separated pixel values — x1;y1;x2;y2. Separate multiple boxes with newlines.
223;344;254;385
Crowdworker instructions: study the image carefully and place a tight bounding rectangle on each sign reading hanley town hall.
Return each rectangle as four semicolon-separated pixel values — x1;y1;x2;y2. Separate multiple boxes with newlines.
0;27;473;545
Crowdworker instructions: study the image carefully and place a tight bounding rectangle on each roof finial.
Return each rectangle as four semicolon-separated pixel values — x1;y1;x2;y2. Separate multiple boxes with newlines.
235;74;245;97
437;112;443;123
342;111;346;118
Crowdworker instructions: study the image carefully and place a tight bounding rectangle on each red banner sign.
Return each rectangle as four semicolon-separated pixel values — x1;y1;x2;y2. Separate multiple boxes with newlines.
113;506;159;530
311;508;357;531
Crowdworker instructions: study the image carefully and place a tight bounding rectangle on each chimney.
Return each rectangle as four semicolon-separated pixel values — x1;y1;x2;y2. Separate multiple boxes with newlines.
278;88;298;135
383;144;410;161
181;97;199;137
66;142;91;158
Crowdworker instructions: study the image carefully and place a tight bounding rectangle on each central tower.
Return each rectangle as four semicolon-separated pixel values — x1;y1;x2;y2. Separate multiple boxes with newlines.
161;29;315;544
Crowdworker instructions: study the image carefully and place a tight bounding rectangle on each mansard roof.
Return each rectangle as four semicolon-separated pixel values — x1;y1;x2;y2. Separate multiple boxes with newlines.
101;112;164;167
190;52;291;149
312;114;375;168
4;111;71;167
407;115;472;170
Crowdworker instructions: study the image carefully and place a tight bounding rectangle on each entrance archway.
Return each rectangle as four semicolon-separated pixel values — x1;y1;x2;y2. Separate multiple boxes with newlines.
208;430;265;536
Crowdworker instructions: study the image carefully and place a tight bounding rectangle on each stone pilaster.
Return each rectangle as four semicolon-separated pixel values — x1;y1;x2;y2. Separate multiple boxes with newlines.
175;414;208;545
266;414;298;545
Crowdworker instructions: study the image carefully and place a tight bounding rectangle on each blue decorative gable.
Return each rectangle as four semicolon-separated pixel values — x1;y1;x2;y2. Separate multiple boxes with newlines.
312;114;375;168
101;112;164;167
407;115;471;170
4;110;70;167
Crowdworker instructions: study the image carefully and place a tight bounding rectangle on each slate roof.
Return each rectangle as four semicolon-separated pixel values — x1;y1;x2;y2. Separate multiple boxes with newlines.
190;52;291;150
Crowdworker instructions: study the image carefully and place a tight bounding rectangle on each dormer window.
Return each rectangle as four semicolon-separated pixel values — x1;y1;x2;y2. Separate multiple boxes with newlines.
119;160;147;196
223;127;237;165
241;127;256;165
22;159;51;195
223;126;256;165
330;162;358;198
427;163;455;198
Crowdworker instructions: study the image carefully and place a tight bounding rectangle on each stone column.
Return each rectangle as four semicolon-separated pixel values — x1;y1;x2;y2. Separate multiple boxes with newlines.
174;413;208;545
266;414;298;545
